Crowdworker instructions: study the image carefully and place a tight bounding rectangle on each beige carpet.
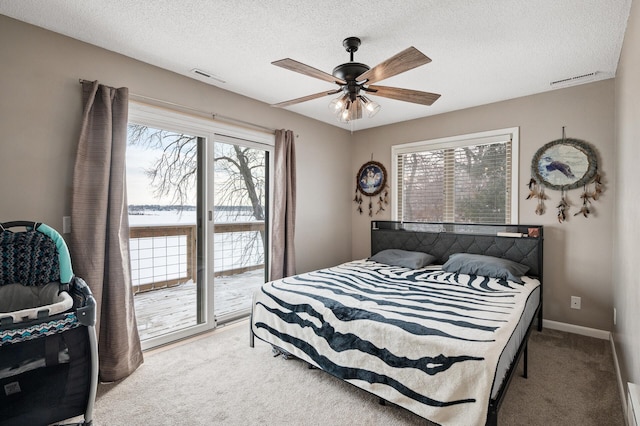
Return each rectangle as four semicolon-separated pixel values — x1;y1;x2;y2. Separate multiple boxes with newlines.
88;320;623;425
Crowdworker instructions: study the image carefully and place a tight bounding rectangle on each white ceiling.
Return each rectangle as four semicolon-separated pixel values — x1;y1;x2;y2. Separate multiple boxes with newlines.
0;0;632;131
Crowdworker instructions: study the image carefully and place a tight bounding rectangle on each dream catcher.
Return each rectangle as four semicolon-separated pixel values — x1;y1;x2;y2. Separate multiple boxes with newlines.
528;127;604;223
354;160;389;216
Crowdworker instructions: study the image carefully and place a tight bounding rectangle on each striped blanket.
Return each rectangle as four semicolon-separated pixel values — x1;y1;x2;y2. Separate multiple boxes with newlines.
251;259;540;425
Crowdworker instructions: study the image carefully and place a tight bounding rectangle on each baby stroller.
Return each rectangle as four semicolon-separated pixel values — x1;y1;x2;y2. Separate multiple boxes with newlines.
0;221;98;426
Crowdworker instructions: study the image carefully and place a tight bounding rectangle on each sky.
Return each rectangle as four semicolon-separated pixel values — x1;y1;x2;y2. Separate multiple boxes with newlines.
126;143;170;205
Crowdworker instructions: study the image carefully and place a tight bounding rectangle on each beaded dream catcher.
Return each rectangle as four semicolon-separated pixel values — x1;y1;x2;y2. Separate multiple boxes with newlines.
353;160;389;216
528;128;604;223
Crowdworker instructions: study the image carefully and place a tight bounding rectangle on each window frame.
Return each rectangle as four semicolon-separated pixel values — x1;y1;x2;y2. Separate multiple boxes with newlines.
391;127;520;224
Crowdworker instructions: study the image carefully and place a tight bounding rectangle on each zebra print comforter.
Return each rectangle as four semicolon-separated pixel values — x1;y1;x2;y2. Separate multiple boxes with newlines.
251;259;540;425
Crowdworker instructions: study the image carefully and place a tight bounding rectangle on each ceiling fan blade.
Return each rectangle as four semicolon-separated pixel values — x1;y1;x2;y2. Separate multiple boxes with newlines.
271;89;341;108
272;58;346;85
366;85;441;106
357;47;431;84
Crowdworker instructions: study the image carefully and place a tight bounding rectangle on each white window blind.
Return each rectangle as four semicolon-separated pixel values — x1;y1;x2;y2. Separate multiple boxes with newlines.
393;128;518;224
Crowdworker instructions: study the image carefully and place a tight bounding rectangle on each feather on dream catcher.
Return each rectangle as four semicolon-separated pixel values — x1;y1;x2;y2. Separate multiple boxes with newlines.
354;160;389;216
528;128;604;223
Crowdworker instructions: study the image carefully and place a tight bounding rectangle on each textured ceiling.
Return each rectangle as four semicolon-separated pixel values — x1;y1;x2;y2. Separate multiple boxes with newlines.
0;0;632;130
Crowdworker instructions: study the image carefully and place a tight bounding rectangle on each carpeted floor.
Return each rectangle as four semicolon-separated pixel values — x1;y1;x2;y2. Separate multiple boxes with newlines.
88;320;623;425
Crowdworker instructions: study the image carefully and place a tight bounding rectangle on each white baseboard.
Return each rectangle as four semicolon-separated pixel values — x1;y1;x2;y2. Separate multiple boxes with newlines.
629;383;640;426
542;319;611;340
609;335;628;420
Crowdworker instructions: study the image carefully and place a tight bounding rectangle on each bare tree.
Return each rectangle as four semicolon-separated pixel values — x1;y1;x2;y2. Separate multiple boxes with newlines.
127;124;266;268
213;143;265;222
127;125;198;207
127;125;265;218
213;142;266;267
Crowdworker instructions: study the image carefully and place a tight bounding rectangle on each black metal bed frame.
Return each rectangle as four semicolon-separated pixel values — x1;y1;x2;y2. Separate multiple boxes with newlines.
370;221;544;426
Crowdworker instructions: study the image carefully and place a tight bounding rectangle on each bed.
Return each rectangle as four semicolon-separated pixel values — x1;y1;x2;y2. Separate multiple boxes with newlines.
250;221;543;425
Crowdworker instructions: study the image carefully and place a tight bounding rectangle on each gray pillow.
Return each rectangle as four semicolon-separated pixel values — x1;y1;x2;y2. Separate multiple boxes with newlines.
370;249;436;269
442;253;529;284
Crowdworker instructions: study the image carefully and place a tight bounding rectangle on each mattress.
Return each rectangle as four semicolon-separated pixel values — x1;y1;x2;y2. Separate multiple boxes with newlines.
252;259;540;425
492;283;539;398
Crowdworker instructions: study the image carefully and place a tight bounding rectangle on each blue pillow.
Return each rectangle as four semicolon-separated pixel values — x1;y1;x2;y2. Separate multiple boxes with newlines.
442;253;529;283
370;249;436;269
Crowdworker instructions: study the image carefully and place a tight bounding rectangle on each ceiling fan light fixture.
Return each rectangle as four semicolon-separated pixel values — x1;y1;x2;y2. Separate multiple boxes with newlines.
337;98;365;123
329;94;349;114
338;100;352;122
360;95;381;118
333;95;378;123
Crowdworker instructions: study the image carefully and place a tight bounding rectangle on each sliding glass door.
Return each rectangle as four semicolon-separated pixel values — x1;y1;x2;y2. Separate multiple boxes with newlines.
126;124;208;349
210;135;269;324
126;104;272;349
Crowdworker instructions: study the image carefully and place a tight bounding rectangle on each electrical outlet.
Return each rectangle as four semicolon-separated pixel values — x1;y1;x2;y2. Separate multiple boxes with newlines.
571;296;581;310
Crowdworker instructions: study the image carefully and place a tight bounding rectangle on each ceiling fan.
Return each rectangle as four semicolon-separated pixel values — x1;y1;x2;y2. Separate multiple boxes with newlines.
270;37;441;122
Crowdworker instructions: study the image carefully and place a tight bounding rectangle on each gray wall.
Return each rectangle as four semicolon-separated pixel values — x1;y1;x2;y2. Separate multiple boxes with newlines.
613;0;640;396
0;15;353;275
351;80;616;332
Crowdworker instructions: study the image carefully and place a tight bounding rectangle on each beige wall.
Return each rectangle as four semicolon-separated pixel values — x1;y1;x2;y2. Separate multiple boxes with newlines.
3;12;637;381
351;80;616;332
0;15;353;274
613;0;640;392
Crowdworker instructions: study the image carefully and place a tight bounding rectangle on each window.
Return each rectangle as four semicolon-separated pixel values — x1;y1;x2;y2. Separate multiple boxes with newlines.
392;128;519;224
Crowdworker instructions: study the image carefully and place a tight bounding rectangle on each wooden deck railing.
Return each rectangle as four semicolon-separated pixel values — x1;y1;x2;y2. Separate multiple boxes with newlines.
129;222;265;293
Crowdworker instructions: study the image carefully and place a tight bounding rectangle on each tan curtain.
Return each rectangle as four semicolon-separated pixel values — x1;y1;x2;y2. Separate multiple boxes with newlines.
70;80;143;382
270;129;297;280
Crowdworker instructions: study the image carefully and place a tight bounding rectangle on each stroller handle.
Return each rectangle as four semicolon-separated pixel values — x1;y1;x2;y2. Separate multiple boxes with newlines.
0;220;41;230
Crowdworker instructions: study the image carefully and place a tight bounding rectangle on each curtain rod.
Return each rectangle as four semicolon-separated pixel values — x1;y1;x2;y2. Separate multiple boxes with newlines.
78;79;277;134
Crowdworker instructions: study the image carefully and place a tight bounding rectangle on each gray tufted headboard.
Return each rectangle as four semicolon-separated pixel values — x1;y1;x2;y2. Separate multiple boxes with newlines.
371;221;544;279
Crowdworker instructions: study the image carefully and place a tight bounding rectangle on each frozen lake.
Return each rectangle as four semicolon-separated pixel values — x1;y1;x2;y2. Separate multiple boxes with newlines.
128;207;259;225
128;209;264;286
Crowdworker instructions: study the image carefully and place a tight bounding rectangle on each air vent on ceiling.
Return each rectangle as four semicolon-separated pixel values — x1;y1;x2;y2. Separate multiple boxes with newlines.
550;71;604;88
190;68;226;84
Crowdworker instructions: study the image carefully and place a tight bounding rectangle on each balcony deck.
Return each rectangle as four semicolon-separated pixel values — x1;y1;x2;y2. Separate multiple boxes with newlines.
133;269;265;341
